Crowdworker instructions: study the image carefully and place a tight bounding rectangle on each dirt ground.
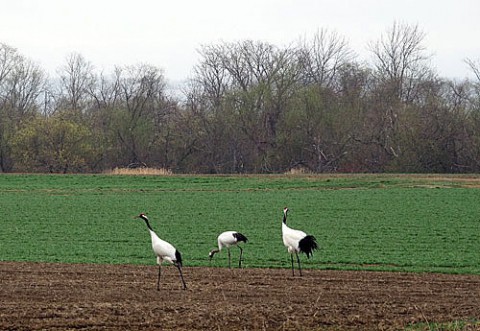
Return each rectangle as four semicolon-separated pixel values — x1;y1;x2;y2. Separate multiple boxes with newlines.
1;262;480;330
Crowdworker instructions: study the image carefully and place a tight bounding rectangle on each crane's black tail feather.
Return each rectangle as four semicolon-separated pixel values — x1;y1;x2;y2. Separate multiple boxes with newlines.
299;235;318;258
233;232;248;243
175;250;183;267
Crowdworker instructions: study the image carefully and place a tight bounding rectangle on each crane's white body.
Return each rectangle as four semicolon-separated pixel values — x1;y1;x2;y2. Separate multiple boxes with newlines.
282;222;307;254
217;231;241;250
149;229;178;265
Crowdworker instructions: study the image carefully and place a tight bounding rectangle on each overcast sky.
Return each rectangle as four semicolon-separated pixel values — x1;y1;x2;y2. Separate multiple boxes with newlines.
1;0;479;83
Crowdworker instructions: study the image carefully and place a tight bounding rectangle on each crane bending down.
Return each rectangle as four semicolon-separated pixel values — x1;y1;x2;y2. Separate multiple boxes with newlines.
281;207;318;276
136;213;187;290
209;231;248;268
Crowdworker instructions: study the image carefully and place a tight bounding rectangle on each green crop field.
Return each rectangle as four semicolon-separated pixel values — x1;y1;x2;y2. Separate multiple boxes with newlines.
1;174;480;274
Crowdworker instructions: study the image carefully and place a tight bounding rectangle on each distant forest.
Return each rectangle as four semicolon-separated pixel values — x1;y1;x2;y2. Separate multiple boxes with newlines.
1;22;479;174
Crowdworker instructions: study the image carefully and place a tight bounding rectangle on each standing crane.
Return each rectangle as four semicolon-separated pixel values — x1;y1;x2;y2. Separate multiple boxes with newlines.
136;213;187;290
209;231;248;268
281;207;318;276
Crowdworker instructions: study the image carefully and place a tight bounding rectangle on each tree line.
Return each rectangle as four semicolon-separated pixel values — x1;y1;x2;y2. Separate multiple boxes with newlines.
1;22;479;174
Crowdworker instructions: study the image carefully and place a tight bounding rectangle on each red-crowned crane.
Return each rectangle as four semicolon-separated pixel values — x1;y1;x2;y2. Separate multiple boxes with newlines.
136;213;187;290
281;207;318;276
209;231;248;268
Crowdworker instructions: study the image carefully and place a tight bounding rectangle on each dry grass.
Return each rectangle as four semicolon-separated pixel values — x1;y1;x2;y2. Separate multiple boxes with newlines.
104;167;173;176
284;165;312;175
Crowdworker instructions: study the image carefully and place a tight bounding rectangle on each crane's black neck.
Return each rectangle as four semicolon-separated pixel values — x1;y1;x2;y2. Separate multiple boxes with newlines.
283;211;288;224
140;215;154;232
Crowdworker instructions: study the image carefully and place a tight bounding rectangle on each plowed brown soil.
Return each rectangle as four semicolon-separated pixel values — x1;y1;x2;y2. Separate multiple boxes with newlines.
1;262;480;330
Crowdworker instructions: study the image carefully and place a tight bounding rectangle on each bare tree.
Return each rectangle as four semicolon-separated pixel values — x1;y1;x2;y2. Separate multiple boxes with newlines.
0;43;45;172
190;41;302;172
194;44;231;109
86;70;122;110
5;58;45;117
369;22;433;103
223;41;300;171
466;58;480;83
298;28;354;90
466;58;480;111
113;64;170;166
360;22;436;168
57;53;95;112
0;43;18;171
0;43;19;87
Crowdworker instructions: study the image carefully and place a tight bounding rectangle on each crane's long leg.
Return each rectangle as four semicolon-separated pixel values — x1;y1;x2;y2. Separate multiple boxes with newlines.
176;264;187;290
290;254;295;276
228;248;231;269
296;252;302;276
238;246;244;268
157;265;162;290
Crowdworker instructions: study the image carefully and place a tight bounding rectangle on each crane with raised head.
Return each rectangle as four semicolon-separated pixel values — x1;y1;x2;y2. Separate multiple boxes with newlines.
136;213;187;290
281;207;318;276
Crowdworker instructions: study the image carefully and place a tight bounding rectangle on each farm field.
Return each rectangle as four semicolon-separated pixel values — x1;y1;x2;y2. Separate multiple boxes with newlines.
1;173;480;273
1;173;480;329
1;261;480;330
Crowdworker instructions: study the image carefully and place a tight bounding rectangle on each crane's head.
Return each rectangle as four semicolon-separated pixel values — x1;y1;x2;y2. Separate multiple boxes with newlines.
136;213;148;221
283;207;289;215
208;249;218;260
